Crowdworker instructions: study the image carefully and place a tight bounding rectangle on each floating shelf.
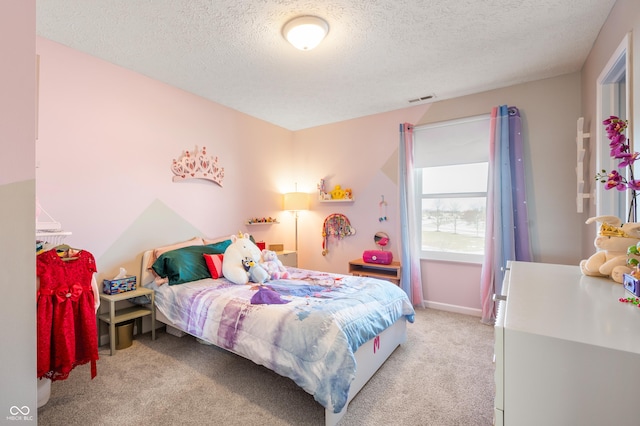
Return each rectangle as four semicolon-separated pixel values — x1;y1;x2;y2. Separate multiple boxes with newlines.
319;199;354;203
246;221;279;225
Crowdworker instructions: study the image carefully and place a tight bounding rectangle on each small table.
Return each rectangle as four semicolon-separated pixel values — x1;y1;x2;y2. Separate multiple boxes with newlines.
348;258;402;286
98;287;156;355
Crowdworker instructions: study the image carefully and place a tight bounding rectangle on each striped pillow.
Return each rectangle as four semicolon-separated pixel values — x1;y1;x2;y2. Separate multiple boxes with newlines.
203;253;224;279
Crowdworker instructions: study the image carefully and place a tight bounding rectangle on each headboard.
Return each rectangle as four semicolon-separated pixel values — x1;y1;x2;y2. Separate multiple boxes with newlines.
140;250;155;287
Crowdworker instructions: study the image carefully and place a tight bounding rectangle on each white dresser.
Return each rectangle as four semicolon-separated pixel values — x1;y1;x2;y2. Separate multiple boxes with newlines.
494;261;640;426
276;250;297;268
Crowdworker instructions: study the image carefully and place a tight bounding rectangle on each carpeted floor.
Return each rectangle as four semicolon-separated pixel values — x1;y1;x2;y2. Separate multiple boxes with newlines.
37;308;495;425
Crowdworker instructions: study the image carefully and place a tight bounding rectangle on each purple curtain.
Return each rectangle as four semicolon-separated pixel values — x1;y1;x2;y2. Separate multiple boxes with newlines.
399;123;425;307
480;106;531;324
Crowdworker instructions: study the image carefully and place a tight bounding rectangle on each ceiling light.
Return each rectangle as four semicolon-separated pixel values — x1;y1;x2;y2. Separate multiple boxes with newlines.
282;16;329;51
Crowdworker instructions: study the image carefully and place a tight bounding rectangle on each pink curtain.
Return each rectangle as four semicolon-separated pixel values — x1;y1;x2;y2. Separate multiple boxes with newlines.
480;106;531;324
399;123;425;307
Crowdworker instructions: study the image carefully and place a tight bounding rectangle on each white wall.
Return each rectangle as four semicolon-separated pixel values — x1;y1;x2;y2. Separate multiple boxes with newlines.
0;0;37;421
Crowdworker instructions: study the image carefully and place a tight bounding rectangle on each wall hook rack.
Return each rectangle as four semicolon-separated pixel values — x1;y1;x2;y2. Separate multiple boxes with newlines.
576;117;592;213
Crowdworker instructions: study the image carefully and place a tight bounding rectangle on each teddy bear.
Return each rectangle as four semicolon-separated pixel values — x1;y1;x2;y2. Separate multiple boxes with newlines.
242;257;270;284
260;249;290;280
580;215;640;283
222;232;262;285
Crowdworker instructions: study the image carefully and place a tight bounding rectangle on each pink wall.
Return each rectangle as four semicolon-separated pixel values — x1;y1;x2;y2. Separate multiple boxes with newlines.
37;32;584;317
291;108;429;273
36;37;294;279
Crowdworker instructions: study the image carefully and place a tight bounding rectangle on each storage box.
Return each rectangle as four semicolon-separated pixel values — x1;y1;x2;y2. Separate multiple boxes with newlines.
103;276;137;294
362;250;393;265
623;273;640;297
268;243;284;252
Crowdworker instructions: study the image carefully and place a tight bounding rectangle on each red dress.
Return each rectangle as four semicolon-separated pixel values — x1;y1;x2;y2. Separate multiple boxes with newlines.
37;248;99;381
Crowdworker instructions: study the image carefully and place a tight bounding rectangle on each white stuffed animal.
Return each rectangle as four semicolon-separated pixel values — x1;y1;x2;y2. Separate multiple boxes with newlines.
222;232;262;285
580;215;640;283
260;249;290;280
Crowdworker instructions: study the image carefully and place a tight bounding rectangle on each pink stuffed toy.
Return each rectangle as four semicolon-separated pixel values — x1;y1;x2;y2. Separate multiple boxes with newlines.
260;249;290;280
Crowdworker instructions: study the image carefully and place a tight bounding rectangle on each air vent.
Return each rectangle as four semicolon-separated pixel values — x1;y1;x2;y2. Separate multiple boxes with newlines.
408;94;435;103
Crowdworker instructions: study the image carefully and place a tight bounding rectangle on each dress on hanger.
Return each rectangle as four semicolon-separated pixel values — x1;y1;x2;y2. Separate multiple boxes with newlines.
37;248;99;381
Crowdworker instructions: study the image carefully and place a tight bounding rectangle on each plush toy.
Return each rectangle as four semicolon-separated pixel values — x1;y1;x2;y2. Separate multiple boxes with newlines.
243;257;270;284
260;249;290;280
222;232;262;285
331;185;345;200
580;215;640;283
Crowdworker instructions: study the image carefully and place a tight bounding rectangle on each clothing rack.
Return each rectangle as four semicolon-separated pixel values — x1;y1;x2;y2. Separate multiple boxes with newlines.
36;203;72;245
36;230;72;246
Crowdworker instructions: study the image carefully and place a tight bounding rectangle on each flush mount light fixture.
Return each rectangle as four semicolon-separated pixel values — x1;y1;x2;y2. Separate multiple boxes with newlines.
282;15;329;51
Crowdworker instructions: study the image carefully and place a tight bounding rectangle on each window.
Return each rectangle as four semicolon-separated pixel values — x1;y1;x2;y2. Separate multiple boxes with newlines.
414;114;491;263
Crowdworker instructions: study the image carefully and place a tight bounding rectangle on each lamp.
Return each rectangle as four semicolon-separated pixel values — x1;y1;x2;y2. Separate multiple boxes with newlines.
282;16;329;51
283;191;310;251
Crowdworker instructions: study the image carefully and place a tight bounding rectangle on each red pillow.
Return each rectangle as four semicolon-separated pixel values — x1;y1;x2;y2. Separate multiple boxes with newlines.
203;253;224;279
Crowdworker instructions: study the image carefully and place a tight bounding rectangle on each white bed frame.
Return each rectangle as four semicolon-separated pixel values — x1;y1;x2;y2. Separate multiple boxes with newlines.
141;250;407;426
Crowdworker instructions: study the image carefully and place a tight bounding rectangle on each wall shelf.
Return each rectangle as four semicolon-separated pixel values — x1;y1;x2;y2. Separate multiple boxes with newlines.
319;199;354;203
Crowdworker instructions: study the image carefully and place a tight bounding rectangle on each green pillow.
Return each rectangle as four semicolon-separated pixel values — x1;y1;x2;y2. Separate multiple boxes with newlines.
152;240;231;285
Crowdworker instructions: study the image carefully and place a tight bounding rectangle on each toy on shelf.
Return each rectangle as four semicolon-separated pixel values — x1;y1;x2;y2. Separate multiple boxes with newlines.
246;217;279;225
321;213;356;256
317;178;354;201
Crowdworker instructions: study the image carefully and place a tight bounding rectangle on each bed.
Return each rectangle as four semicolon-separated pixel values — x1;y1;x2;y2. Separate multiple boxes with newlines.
140;246;415;426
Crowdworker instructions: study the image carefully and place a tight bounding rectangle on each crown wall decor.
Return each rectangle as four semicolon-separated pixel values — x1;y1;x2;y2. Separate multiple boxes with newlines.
171;145;224;186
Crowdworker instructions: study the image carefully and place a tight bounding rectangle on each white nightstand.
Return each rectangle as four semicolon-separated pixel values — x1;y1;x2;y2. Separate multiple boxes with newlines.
276;250;298;267
98;287;155;355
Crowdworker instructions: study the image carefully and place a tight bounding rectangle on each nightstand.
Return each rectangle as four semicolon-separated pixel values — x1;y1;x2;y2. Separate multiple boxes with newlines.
98;287;155;355
348;258;402;286
276;250;298;267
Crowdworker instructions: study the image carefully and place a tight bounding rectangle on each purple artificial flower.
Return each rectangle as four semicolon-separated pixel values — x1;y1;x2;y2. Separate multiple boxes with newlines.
605;170;626;191
610;144;626;158
619;152;639;168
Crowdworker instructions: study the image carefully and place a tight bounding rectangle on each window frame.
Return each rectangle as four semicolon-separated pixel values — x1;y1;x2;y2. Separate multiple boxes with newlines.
596;33;631;219
414;115;490;264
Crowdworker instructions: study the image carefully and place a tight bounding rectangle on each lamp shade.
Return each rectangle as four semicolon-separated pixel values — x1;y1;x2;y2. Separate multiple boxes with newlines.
282;16;329;51
283;192;310;211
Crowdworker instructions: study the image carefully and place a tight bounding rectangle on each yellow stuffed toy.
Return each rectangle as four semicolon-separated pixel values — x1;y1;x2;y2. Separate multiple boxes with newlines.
331;185;345;200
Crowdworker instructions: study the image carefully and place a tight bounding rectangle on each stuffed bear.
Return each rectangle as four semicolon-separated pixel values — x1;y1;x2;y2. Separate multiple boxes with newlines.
580;215;640;283
222;232;262;285
243;257;270;284
260;249;290;280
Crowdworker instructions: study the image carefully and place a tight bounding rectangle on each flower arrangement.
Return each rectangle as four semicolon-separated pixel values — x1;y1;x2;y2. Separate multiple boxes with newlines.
595;115;637;222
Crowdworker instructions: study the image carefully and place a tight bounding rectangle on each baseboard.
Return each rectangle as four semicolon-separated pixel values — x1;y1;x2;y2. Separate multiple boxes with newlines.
423;300;481;317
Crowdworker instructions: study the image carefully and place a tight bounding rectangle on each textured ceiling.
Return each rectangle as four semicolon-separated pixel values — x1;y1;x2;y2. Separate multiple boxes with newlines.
36;0;616;131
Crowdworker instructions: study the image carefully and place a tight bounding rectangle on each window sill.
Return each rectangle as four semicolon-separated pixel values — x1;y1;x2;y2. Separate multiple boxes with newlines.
421;251;483;265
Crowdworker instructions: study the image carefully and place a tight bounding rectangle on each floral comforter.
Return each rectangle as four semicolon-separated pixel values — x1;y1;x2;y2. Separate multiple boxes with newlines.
145;267;415;413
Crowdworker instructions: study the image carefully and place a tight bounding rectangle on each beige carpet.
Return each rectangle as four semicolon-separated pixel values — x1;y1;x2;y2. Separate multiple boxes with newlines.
37;308;495;425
